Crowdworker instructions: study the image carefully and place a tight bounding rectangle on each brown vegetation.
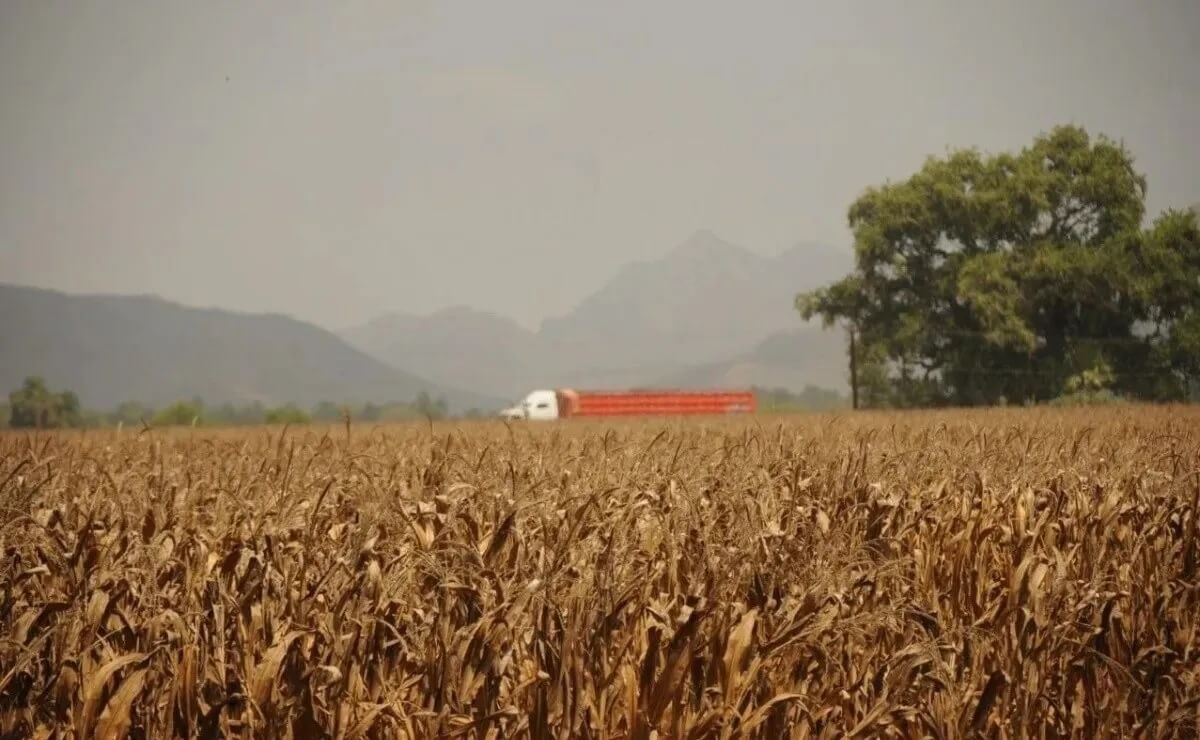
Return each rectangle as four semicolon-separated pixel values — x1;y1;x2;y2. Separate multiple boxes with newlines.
2;407;1199;737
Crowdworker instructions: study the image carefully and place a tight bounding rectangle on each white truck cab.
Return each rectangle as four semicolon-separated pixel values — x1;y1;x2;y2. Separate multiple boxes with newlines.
499;389;559;420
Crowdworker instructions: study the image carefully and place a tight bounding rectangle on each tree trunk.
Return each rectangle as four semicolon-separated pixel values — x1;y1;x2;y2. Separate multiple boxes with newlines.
849;325;859;410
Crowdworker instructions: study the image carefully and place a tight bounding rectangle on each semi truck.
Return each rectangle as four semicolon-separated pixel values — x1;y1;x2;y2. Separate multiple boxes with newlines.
498;388;756;420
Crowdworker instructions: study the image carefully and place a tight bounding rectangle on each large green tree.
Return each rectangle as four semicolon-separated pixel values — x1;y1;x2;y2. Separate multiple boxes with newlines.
8;377;82;428
799;125;1200;406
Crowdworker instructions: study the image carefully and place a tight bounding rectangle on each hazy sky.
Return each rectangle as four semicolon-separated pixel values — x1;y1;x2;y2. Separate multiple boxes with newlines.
2;1;1197;330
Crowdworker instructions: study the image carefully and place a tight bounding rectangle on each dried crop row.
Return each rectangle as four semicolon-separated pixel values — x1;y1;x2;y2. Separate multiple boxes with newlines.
1;406;1198;737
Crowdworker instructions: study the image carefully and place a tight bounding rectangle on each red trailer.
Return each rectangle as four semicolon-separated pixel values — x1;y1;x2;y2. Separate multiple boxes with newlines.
555;388;756;417
501;388;756;420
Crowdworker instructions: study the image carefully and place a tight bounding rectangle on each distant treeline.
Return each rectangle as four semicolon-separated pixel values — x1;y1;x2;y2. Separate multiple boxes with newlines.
752;385;848;412
2;376;476;429
3;376;858;429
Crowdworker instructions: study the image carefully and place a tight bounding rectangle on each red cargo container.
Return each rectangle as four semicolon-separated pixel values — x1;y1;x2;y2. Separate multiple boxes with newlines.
554;388;756;418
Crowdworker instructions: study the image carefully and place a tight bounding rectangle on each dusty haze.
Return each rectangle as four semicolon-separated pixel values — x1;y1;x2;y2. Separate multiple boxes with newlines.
2;1;1198;330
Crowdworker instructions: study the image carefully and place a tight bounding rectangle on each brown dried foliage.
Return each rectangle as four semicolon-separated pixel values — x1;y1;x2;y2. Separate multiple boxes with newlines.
2;406;1199;738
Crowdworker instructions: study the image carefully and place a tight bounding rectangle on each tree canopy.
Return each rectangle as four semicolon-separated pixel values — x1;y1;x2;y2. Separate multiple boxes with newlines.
7;377;82;428
152;400;205;427
264;404;312;425
799;125;1200;406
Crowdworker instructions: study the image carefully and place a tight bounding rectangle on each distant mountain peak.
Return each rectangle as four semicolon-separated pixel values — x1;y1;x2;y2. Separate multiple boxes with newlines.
684;227;721;242
669;229;750;259
429;304;511;321
342;229;852;399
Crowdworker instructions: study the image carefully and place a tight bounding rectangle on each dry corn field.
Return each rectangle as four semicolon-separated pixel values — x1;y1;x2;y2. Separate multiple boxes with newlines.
2;407;1200;738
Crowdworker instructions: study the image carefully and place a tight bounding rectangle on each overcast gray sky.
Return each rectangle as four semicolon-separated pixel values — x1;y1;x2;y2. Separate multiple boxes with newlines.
2;1;1197;329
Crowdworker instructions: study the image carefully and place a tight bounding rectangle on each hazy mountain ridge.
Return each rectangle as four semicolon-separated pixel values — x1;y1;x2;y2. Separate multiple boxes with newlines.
339;306;554;400
0;283;498;411
652;325;849;393
1;232;852;411
342;231;853;397
539;230;849;371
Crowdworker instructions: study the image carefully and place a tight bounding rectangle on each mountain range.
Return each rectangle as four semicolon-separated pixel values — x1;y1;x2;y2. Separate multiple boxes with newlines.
2;230;853;413
652;326;848;393
0;283;499;411
341;231;853;401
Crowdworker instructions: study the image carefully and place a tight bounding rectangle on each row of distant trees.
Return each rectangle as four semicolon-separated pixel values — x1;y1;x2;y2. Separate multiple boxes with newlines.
2;377;463;429
2;377;859;430
752;385;847;412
